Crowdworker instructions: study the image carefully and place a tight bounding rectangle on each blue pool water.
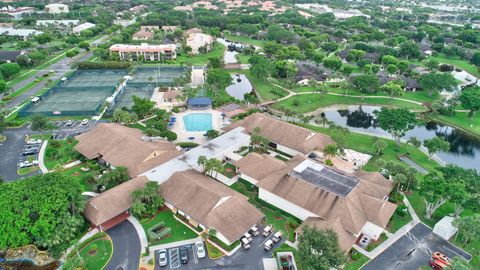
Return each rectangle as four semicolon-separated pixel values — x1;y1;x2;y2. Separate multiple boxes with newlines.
183;113;213;132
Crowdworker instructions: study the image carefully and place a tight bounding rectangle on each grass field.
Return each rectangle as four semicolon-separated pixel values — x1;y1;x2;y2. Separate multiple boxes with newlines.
273;94;425;113
140;209;198;246
175;42;225;65
432;112;480;138
224;33;265;47
231;69;288;100
2;76;47;103
17;166;40;175
344;253;370;270
63;233;112;270
430;54;480;78
44;139;80;170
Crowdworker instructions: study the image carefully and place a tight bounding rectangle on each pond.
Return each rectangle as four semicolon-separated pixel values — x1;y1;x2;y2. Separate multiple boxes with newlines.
318;105;480;170
225;74;253;100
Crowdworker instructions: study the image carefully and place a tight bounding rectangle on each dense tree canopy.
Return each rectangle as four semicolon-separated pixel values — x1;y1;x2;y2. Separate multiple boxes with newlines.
0;173;85;256
376;108;417;144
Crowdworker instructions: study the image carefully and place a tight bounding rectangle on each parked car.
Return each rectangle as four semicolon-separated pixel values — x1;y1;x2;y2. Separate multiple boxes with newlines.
158;249;167;267
26;139;42;145
264;239;274;251
195;242;206;259
22;149;38;156
263;226;272;237
249;225;259;236
180;246;189;264
25;146;40;151
66;120;74;126
272;231;282;243
81;119;89;125
17;161;31;168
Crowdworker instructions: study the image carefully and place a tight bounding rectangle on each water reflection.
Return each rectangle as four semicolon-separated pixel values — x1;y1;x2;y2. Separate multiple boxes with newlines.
225;74;252;100
320;105;480;170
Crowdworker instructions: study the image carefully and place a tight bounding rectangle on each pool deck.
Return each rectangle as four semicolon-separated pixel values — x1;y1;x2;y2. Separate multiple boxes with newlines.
170;109;230;144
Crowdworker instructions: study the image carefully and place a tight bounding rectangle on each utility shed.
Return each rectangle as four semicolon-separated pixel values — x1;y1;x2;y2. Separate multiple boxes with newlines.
433;216;458;240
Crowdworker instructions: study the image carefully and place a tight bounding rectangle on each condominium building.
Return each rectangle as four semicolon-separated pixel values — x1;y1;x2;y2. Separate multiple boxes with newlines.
109;43;177;61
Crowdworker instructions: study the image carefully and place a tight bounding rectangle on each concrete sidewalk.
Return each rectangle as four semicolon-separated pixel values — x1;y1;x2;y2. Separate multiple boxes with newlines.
38;140;49;174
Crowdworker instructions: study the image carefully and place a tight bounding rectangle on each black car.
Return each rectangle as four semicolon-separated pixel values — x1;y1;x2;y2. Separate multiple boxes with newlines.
180;247;188;264
22;150;38;156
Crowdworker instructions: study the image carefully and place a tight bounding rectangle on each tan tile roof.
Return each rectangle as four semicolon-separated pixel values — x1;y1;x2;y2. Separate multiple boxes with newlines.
356;171;395;200
250;155;396;236
84;176;149;226
160;170;264;243
234;153;288;180
75;123;181;177
163;90;181;100
296;217;357;253
224;113;334;153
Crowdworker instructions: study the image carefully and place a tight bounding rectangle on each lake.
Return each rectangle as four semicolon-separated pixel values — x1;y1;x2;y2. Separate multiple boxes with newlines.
319;105;480;170
225;74;253;100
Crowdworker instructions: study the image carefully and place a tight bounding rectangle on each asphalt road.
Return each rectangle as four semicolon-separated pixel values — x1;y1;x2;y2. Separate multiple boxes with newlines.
0;119;101;181
105;220;141;270
363;223;472;270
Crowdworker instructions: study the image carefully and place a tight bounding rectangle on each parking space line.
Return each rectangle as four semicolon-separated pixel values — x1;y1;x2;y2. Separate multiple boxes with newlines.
258;235;273;247
192;245;198;264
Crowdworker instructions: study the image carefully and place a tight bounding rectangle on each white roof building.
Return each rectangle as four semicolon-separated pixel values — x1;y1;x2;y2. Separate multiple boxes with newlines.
36;20;79;27
0;27;43;40
0;6;34;19
72;22;96;35
433;216;458;240
45;3;69;14
113;19;136;27
186;33;214;55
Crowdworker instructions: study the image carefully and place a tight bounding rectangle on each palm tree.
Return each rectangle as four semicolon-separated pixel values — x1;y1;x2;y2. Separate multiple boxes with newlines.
197;155;208;174
208;228;217;239
323;144;339;160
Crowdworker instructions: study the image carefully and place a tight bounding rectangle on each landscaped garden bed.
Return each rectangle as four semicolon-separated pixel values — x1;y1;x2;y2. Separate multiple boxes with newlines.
63;232;112;270
206;241;224;259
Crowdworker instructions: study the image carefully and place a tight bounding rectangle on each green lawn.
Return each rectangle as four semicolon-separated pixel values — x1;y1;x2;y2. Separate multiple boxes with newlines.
27;134;52;141
430;54;480;78
232;69;288;101
175;42;225;65
236;53;251;64
224;33;265;47
432;112;480;138
17;166;40;175
2;76;47;103
274;94;425;114
387;207;413;233
63;233;112;270
44;139;80;170
344;253;370;270
140;209;198;245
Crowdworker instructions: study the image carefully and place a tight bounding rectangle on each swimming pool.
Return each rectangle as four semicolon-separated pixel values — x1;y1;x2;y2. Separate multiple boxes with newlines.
183;113;213;132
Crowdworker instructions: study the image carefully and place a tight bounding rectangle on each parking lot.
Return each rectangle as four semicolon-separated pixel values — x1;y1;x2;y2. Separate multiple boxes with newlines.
363;223;472;270
154;224;286;270
0;119;102;181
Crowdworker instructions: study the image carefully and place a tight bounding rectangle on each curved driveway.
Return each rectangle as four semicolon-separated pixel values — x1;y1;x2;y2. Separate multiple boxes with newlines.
105;220;141;270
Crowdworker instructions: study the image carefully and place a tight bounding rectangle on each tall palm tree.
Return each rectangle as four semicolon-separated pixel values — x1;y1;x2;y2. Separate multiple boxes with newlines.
197;155;208;174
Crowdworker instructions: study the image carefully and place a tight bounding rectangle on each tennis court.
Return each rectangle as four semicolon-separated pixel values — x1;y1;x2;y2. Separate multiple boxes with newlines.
63;69;128;88
21;87;113;116
130;66;188;86
114;84;154;109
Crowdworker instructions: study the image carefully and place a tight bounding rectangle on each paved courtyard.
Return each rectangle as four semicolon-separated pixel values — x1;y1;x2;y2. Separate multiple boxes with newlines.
363;223;472;270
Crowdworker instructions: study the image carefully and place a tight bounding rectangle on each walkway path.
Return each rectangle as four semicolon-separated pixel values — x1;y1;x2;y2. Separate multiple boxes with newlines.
127;216;148;252
271;83;425;108
38;140;48;174
61;228;100;260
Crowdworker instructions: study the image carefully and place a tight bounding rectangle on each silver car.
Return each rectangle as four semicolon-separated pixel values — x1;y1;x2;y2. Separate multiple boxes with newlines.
158;249;167;267
195;242;206;259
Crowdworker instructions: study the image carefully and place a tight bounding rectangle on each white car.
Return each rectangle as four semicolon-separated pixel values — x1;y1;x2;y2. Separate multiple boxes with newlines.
65;120;74;126
158;249;167;267
81;119;89;125
17;161;31;168
26;139;42;145
195;242;206;259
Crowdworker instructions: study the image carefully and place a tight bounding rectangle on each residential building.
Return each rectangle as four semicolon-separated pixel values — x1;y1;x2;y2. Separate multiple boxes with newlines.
113;18;136;27
224;113;335;157
84;176;149;231
72;22;95;35
132;25;159;41
186;33;214;55
45;3;69;14
162;26;178;32
160;169;264;245
110;43;177;61
0;6;33;19
0;27;43;40
184;27;203;37
36;19;79;28
235;153;396;252
0;50;22;62
75;123;182;178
